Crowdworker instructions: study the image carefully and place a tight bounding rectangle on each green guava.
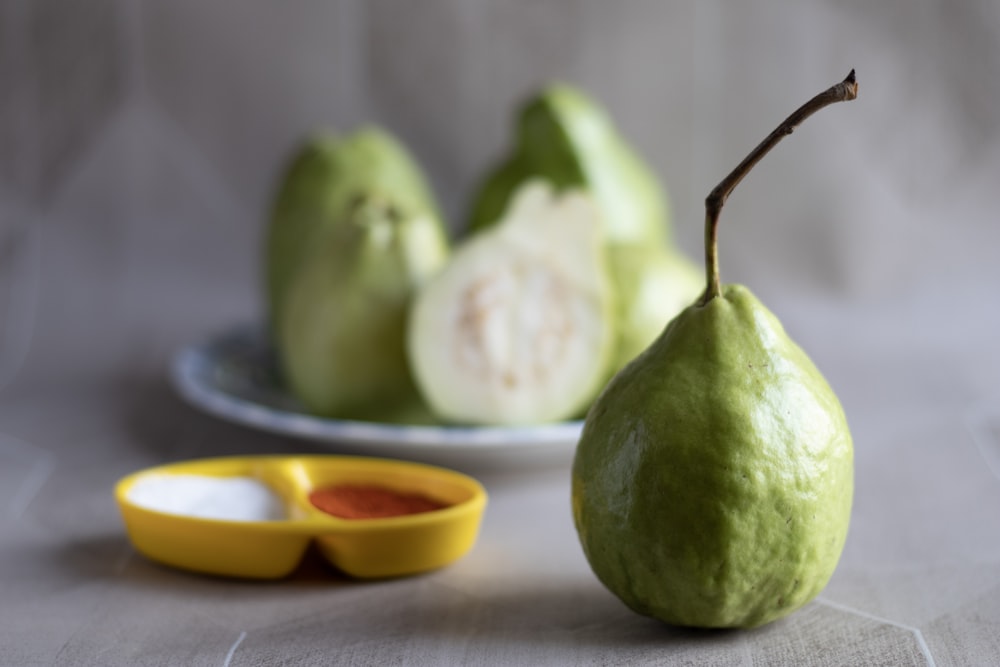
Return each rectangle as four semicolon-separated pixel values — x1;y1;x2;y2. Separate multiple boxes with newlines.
572;285;853;628
572;70;858;629
277;196;448;422
264;127;443;335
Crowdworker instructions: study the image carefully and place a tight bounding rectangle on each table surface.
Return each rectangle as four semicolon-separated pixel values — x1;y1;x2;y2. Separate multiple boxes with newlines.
3;282;1000;666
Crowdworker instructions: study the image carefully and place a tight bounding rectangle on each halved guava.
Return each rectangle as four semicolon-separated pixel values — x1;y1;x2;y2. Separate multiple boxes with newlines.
408;181;616;425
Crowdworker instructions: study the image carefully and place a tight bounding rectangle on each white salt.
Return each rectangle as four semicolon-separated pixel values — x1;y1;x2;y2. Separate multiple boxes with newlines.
127;474;286;521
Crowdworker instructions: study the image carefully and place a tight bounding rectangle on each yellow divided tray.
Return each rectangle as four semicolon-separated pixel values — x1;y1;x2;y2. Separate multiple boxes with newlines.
115;455;487;580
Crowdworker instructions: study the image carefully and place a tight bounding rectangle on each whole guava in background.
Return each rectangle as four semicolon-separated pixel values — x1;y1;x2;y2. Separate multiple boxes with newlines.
264;127;444;335
277;195;448;423
467;83;669;247
606;244;703;371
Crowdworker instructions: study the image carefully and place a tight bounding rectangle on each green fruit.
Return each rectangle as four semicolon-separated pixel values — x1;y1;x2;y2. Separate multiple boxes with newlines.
572;72;859;628
607;244;703;371
264;127;443;335
468;84;668;247
409;181;616;425
278;195;448;422
574;285;853;627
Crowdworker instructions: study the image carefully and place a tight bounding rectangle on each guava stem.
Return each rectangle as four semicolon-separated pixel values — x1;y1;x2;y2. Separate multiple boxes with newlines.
700;70;858;305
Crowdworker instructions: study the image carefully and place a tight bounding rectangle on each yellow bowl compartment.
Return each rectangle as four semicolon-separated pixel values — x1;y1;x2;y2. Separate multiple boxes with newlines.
290;456;487;578
115;456;311;579
115;455;487;580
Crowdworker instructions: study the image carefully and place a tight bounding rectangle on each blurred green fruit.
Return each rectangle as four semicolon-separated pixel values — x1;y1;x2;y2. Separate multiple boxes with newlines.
607;244;703;371
278;195;448;421
264;127;443;335
468;84;668;247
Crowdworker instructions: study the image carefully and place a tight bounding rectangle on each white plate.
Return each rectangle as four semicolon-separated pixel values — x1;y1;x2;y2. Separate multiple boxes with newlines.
169;325;584;469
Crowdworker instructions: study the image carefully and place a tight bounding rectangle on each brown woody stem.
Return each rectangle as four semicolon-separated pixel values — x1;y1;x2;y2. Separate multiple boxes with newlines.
699;69;859;305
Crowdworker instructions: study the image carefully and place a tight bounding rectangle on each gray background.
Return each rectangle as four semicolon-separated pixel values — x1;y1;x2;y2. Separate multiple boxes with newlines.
2;1;1000;664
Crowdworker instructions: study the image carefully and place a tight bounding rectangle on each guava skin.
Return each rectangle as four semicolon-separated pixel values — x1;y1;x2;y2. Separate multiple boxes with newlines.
572;284;853;629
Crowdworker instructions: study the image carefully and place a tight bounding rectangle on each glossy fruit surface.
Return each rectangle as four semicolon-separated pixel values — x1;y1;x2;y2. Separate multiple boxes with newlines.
572;70;858;629
573;285;853;628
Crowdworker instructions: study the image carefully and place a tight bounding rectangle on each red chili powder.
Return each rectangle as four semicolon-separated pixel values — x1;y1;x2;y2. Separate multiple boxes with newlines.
309;484;448;520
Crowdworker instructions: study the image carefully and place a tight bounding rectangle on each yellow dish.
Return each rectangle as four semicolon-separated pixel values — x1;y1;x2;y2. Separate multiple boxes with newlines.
115;455;487;580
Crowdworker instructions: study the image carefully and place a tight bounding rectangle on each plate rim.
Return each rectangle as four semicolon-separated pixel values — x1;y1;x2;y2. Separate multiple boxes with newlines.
169;326;585;451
